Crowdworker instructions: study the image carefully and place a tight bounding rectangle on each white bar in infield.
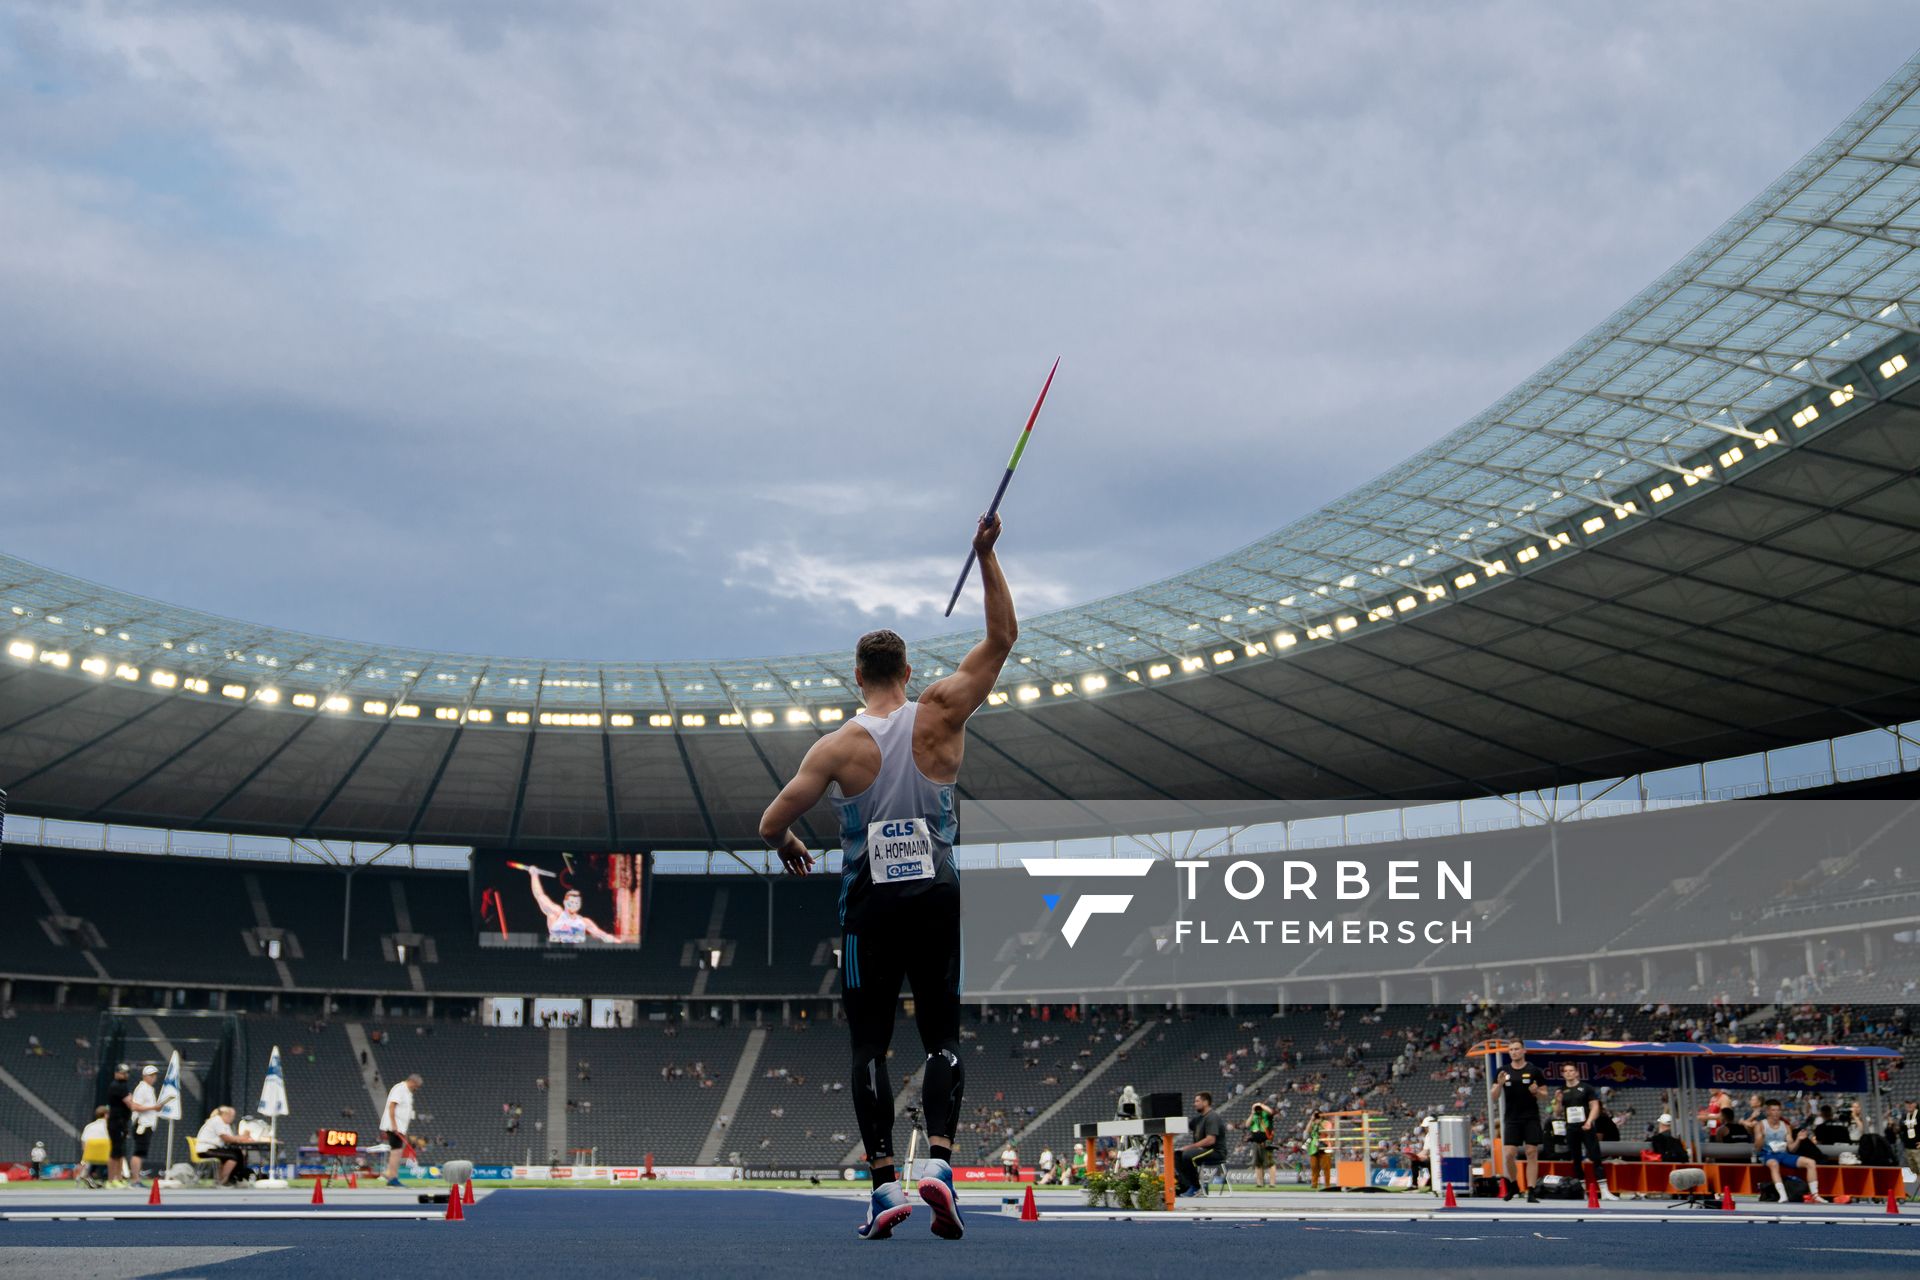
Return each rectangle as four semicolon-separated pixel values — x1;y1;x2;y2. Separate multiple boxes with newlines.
1020;859;1156;876
1;1210;445;1221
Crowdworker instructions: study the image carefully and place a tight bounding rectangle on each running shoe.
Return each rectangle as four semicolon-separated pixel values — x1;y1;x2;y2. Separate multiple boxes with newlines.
856;1179;913;1240
915;1158;965;1240
1599;1184;1619;1201
385;1177;405;1188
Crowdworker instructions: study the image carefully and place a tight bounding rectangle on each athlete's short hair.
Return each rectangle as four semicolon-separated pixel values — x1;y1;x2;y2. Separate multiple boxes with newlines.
855;630;909;685
1195;1091;1213;1106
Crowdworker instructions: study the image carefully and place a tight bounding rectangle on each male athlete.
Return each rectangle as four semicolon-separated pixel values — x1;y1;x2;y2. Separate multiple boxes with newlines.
1555;1061;1617;1200
523;866;618;944
1496;1041;1547;1202
760;514;1015;1242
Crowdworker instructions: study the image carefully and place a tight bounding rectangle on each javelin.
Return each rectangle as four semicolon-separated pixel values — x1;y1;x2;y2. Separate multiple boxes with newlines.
505;860;555;879
942;358;1059;617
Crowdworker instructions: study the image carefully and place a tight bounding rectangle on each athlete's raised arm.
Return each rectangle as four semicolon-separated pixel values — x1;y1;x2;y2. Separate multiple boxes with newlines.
921;515;1016;729
759;734;840;876
525;866;562;921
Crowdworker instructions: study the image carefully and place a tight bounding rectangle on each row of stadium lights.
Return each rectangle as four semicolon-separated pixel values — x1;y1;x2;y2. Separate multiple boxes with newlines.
3;347;1904;729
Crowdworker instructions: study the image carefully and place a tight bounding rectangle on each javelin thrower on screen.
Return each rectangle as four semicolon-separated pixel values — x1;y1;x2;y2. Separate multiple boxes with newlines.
514;862;619;944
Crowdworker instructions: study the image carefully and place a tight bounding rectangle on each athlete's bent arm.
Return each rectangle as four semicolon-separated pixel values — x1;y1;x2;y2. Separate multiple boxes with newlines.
921;515;1016;729
760;736;839;876
526;867;562;921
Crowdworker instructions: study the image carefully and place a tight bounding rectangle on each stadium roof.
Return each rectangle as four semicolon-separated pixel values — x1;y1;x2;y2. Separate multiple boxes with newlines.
6;55;1920;847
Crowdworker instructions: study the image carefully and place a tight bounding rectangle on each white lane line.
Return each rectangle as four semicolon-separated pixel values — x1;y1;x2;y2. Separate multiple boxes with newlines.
1;1210;443;1221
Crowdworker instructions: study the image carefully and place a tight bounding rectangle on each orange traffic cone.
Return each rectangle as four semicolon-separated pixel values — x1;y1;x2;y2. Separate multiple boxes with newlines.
1019;1185;1038;1221
347;1172;358;1190
1721;1188;1735;1212
462;1180;475;1205
445;1187;465;1221
1499;1176;1509;1201
1585;1177;1600;1209
148;1178;162;1206
1442;1182;1458;1209
1890;1189;1902;1216
311;1176;325;1205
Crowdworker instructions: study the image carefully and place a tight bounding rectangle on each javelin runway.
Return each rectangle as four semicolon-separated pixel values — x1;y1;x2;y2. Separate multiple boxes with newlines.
0;1190;1917;1278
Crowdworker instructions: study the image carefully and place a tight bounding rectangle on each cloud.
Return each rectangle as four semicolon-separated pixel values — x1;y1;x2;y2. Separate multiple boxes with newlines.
726;540;1079;622
2;2;1918;658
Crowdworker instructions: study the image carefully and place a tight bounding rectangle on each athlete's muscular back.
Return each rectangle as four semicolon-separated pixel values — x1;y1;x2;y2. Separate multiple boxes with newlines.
807;681;974;794
758;515;1016;874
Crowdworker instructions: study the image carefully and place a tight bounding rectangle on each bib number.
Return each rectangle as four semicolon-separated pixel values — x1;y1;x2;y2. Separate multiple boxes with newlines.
868;819;935;885
1566;1105;1586;1125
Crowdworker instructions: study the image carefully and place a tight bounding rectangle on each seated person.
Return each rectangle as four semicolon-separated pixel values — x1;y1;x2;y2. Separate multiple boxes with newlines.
1711;1107;1751;1143
1812;1104;1852;1145
1592;1091;1620;1144
194;1105;266;1186
1174;1091;1227;1196
1647;1113;1688;1162
1752;1099;1827;1204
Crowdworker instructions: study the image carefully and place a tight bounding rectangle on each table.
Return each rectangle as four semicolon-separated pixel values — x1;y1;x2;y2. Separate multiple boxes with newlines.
1074;1116;1189;1210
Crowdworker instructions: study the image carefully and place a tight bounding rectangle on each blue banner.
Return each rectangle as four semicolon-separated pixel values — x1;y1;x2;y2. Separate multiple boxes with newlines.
1693;1056;1871;1093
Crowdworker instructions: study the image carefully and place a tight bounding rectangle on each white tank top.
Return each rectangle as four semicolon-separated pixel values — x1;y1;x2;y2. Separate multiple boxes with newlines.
831;702;958;926
1759;1117;1792;1151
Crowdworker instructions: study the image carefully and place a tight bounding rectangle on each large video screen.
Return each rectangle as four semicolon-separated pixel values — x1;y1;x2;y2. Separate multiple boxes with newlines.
473;852;651;947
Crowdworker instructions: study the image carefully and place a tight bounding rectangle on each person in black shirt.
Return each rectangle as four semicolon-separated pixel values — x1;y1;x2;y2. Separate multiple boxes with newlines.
1557;1063;1618;1200
1711;1106;1751;1143
1812;1104;1852;1145
1497;1042;1547;1202
1648;1113;1689;1162
103;1063;132;1187
1894;1099;1920;1201
1174;1091;1227;1197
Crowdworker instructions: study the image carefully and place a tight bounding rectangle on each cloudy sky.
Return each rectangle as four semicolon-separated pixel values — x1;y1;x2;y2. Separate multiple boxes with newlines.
4;2;1918;661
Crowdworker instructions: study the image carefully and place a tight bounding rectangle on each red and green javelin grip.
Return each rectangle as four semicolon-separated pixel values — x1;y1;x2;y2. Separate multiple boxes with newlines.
943;357;1059;617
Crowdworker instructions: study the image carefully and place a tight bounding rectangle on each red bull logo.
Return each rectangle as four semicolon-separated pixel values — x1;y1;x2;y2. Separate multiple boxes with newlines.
1784;1064;1837;1087
1590;1059;1647;1084
1707;1063;1838;1087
